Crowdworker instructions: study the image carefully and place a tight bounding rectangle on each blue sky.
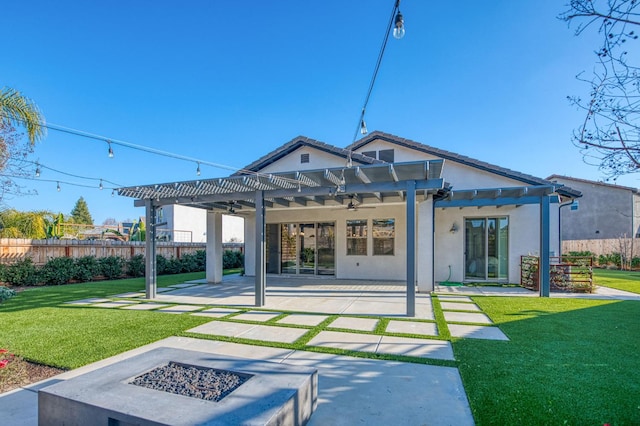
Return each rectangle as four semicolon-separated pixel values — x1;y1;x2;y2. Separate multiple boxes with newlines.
1;0;625;224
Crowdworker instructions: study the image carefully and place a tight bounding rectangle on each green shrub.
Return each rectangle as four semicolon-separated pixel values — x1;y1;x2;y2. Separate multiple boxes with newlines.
179;252;200;273
156;255;168;275
74;256;100;282
127;254;145;277
0;263;6;283
99;256;125;280
223;250;244;269
194;250;206;271
40;257;75;285
165;257;183;275
4;258;40;286
0;286;16;302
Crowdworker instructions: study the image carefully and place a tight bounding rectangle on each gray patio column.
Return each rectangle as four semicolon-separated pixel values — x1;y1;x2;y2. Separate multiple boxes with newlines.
206;210;223;283
406;180;417;317
417;195;434;292
539;195;551;297
144;199;157;299
255;190;266;306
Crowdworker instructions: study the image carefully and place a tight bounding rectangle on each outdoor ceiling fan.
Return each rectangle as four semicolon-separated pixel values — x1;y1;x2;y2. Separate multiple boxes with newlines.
335;195;376;212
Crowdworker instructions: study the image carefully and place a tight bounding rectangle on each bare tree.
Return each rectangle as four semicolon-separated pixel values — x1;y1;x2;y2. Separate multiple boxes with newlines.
561;0;640;179
0;123;38;203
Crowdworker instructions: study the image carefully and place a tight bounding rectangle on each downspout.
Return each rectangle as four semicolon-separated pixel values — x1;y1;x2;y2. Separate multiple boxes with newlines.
431;194;436;291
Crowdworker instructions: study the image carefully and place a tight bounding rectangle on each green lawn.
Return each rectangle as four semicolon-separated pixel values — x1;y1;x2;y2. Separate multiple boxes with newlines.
0;272;212;368
454;297;640;425
593;268;640;294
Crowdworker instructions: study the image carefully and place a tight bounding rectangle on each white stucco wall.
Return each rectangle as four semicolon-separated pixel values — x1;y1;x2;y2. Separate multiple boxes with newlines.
159;205;245;243
259;146;347;174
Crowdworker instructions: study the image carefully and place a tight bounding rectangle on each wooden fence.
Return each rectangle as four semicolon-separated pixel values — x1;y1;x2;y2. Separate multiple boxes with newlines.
0;239;207;265
521;255;594;293
562;238;636;257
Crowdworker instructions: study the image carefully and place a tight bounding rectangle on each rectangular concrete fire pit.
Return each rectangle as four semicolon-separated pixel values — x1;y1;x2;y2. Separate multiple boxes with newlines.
38;347;318;426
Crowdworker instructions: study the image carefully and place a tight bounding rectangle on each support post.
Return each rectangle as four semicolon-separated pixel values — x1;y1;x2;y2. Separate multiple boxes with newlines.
206;210;223;283
144;199;157;299
406;180;416;317
254;190;266;306
540;195;550;297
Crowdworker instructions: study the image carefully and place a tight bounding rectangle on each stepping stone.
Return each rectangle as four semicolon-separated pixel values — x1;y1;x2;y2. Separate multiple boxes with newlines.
156;305;203;314
377;336;454;360
448;324;509;341
443;311;493;324
386;320;438;336
91;301;139;308
156;287;174;293
240;325;309;344
328;317;378;332
188;321;255;337
440;302;481;312
122;303;171;311
65;298;111;305
192;308;240;318
232;311;283;322
167;283;198;288
112;292;144;298
307;331;381;352
437;296;473;302
277;314;329;327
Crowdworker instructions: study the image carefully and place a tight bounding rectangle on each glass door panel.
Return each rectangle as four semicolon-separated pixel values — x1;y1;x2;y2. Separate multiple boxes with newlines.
299;223;316;275
316;222;335;275
281;223;297;274
465;219;486;279
497;218;509;280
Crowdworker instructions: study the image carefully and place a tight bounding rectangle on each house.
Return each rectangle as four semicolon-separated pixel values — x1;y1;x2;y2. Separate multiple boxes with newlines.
117;131;580;314
153;205;245;243
547;175;640;240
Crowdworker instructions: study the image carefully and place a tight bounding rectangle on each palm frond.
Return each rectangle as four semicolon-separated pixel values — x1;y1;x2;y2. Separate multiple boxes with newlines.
0;87;46;145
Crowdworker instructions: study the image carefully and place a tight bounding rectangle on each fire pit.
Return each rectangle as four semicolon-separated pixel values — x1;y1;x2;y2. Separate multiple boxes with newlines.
38;347;317;426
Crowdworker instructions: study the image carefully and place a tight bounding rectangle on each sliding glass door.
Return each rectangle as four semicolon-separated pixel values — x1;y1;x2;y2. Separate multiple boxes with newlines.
465;217;508;281
272;222;335;276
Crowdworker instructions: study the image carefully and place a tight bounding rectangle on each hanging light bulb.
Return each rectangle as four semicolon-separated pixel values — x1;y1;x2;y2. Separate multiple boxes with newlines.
111;189;115;197
99;179;103;190
56;181;61;192
297;182;302;193
35;163;41;177
393;11;405;39
360;119;368;135
196;162;201;176
107;141;114;158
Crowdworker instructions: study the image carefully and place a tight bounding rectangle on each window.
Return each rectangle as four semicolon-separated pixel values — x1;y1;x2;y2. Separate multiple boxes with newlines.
373;218;395;255
300;153;310;163
346;219;367;255
362;150;377;159
378;149;395;163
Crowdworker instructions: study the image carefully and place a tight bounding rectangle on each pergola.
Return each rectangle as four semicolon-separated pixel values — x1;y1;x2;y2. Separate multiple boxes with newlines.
118;159;561;316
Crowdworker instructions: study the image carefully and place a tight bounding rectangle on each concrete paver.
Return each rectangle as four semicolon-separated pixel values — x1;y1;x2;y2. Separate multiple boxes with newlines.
155;304;203;314
306;330;381;352
64;298;111;305
239;325;310;344
90;301;139;308
277;314;329;326
328;316;378;331
386;320;438;336
440;302;481;312
448;324;509;341
121;303;171;311
167;283;199;288
444;311;493;324
231;311;283;322
191;307;240;318
112;292;144;298
377;336;455;360
437;295;474;302
188;321;255;337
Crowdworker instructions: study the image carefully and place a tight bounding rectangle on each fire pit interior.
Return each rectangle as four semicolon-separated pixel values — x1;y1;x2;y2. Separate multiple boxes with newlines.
130;361;253;402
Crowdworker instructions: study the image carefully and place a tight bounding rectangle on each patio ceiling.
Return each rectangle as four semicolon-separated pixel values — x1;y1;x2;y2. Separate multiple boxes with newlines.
118;160;447;212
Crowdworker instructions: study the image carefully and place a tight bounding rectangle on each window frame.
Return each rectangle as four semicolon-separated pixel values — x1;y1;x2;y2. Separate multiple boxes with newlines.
346;219;368;256
372;218;395;256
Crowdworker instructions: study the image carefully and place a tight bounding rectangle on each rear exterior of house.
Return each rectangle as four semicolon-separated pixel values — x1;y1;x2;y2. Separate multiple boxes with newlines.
239;132;579;290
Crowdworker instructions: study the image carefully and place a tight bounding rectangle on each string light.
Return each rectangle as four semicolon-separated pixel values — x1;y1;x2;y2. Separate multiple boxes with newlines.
111;189;115;197
56;181;61;192
107;141;114;158
35;163;41;177
99;179;103;190
347;0;405;167
196;162;201;176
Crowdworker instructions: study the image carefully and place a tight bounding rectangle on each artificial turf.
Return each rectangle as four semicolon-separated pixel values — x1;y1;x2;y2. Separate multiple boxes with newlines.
593;268;640;294
454;296;640;425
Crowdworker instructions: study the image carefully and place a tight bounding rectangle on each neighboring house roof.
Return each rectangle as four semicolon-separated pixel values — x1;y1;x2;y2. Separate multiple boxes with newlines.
547;174;639;195
347;131;582;198
234;135;383;176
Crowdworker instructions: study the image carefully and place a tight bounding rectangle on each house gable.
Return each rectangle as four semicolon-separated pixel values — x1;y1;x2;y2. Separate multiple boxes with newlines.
235;136;381;175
